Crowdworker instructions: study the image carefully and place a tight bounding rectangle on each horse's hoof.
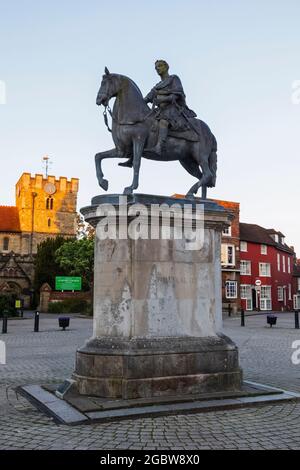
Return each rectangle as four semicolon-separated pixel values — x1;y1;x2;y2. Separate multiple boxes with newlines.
123;187;133;195
100;179;109;191
185;193;195;200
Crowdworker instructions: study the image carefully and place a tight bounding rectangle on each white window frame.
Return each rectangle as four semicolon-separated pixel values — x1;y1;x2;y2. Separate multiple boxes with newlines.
222;225;232;237
298;278;300;292
225;281;237;299
240;285;253;310
277;286;283;301
240;241;247;252
261;244;267;255
294;294;300;310
259;262;271;277
277;253;280;271
289;284;292;301
260;286;272;310
240;260;251;275
221;244;235;267
288;257;291;274
282;256;286;273
240;284;251;299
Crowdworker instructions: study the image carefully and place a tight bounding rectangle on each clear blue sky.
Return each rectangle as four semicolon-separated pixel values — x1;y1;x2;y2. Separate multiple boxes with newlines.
1;1;300;252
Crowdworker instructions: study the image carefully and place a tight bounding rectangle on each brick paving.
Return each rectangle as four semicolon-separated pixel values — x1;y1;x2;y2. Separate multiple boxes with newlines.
0;312;300;450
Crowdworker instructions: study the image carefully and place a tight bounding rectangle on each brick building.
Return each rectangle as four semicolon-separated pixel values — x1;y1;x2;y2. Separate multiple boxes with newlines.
239;224;295;312
0;173;79;307
215;200;241;315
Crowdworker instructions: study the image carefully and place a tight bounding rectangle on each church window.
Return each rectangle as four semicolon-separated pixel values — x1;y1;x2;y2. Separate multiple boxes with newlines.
3;237;9;251
46;197;54;210
48;218;51;227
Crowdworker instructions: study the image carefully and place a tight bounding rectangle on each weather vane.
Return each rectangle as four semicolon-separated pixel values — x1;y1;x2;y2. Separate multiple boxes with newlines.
42;155;52;177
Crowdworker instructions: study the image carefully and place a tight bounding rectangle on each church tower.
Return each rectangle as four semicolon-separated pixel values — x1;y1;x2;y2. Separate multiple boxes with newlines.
15;173;79;251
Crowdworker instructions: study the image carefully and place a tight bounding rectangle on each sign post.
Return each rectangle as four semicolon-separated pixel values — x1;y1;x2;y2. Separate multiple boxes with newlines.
254;280;262;311
55;277;82;292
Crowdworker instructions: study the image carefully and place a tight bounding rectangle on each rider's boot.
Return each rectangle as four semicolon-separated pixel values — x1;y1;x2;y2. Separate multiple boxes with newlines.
119;158;133;168
147;124;168;156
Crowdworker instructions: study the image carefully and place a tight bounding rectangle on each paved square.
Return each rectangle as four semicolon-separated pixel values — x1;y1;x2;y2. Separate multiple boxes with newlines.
0;312;300;450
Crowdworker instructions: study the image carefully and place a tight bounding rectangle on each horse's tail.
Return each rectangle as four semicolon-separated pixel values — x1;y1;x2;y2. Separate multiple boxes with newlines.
208;134;218;187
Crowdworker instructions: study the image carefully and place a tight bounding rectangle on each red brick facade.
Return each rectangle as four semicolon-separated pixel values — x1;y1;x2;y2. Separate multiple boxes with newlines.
171;194;298;314
240;224;295;312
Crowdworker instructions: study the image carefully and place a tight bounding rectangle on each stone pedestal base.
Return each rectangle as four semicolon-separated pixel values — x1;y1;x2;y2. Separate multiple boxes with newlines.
72;194;242;400
73;335;242;399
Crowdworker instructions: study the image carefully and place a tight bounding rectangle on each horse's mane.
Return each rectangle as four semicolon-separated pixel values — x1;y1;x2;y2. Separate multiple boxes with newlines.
112;73;144;99
110;73;150;122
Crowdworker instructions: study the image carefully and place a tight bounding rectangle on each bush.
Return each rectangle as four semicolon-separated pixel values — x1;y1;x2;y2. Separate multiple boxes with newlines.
0;294;18;317
48;299;90;314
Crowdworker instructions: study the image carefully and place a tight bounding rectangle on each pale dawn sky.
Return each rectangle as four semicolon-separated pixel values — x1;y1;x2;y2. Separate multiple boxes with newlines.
0;1;299;252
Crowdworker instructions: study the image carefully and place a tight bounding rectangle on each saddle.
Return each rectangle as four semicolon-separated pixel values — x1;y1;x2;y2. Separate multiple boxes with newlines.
118;118;202;167
150;119;199;143
168;128;199;142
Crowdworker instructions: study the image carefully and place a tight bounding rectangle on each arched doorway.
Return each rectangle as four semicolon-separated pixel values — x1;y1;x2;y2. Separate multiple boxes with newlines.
0;282;30;310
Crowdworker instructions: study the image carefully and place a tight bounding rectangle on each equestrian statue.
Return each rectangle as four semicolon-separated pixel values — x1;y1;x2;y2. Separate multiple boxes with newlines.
95;60;217;199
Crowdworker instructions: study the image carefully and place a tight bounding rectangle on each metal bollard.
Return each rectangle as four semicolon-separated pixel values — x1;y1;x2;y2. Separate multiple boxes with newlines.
228;304;232;317
295;310;299;330
34;311;40;332
2;315;8;334
241;309;245;327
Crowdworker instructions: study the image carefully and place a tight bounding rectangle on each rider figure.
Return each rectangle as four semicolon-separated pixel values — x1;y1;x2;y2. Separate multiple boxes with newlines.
145;59;196;155
119;60;196;167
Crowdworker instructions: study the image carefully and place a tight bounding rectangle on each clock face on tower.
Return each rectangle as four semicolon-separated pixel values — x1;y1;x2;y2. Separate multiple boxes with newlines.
44;182;56;195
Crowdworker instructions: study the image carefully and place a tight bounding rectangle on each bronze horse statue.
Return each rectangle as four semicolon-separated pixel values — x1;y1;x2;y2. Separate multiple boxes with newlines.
95;68;217;198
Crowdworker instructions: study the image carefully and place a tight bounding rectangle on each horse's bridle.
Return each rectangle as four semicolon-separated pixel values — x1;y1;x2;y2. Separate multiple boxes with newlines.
103;102;155;133
103;105;113;133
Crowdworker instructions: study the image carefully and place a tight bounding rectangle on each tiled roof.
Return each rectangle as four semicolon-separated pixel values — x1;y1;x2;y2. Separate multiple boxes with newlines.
0;206;21;232
240;223;294;255
266;229;285;238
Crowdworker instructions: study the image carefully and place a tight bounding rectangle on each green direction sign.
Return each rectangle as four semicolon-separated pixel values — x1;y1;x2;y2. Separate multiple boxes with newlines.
55;276;82;291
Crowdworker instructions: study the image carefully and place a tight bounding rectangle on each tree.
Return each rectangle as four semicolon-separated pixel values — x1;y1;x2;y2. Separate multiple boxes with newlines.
76;213;95;240
55;237;94;291
34;237;70;293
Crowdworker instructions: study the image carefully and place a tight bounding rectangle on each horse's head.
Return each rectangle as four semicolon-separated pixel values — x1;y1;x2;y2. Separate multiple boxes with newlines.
96;67;121;107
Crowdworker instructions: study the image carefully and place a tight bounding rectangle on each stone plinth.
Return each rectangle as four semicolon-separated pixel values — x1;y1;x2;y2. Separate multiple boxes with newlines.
73;194;242;399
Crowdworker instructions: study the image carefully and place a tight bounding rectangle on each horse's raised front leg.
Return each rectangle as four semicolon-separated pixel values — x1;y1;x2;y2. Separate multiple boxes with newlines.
95;148;119;191
123;137;145;195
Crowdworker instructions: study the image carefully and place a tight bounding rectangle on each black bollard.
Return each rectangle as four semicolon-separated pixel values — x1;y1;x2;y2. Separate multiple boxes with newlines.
241;309;245;327
2;315;8;334
34;311;40;332
228;304;232;317
295;311;300;330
